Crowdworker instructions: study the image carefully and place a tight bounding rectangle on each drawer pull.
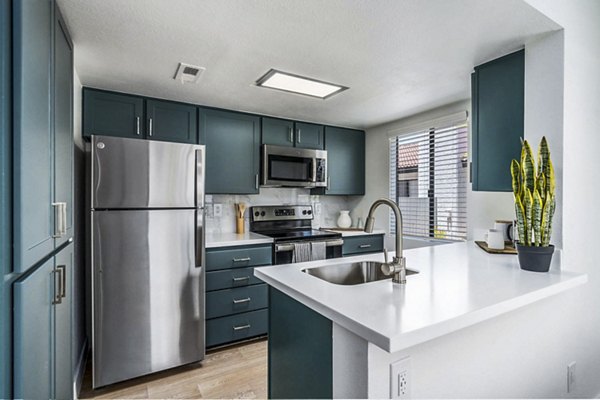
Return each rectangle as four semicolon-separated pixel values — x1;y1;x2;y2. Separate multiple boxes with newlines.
233;324;251;331
232;257;251;262
359;244;372;248
233;297;251;304
232;276;250;282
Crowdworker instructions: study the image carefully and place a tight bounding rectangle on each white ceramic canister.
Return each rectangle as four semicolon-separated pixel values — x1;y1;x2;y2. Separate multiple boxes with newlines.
337;210;352;228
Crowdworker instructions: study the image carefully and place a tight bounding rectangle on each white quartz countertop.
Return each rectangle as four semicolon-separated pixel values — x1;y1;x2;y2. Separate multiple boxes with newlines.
254;242;587;353
322;229;386;237
205;231;273;248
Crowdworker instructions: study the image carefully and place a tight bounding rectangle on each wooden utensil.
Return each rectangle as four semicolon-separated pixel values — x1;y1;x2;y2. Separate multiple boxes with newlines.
235;203;246;234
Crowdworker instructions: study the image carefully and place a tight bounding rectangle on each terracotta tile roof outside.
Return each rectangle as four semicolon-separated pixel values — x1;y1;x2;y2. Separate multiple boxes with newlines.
397;143;419;168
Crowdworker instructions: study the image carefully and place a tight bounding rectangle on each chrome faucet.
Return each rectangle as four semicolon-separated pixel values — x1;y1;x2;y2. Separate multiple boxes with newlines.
364;198;407;284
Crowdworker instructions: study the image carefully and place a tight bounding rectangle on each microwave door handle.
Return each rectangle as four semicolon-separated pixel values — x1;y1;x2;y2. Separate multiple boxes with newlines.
312;158;317;183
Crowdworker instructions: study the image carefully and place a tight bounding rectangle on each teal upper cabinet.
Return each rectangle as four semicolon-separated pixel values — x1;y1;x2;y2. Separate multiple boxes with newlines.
146;99;197;144
294;122;324;150
83;88;199;143
471;49;524;191
200;108;260;194
262;117;295;147
83;89;144;139
53;13;74;248
13;0;55;271
262;118;324;150
314;127;365;195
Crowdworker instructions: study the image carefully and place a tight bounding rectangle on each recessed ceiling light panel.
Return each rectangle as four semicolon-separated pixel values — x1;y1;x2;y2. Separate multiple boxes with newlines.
256;69;348;99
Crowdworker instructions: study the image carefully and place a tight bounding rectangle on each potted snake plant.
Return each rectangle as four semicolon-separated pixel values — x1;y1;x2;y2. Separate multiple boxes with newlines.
510;136;556;272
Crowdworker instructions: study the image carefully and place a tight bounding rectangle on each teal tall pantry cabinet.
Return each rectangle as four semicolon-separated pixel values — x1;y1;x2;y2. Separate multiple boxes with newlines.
3;0;76;399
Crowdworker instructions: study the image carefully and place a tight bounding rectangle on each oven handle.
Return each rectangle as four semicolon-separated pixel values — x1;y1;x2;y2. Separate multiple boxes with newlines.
275;239;344;253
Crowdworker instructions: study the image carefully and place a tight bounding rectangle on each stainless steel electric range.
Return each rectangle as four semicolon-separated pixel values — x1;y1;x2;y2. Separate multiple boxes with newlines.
249;205;343;264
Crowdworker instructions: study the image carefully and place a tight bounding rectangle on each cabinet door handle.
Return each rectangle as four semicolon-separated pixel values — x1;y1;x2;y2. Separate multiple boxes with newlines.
255;174;259;190
288;127;293;143
232;257;251;263
148;118;153;136
61;203;67;236
327;176;331;190
136;117;140;135
233;297;251;304
233;324;251;331
359;244;372;248
57;265;66;298
232;276;250;283
52;268;63;305
297;129;301;143
52;202;67;238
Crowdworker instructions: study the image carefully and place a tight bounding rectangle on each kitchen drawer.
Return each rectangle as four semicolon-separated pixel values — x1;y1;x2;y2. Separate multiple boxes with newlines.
206;245;272;271
206;309;268;348
206;267;263;292
342;234;384;256
206;284;268;319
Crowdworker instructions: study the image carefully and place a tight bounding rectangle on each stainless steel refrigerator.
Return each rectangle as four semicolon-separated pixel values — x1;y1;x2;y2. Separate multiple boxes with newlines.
90;135;205;388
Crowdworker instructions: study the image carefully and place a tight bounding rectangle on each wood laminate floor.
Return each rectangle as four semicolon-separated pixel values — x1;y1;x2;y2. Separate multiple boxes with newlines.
79;338;267;399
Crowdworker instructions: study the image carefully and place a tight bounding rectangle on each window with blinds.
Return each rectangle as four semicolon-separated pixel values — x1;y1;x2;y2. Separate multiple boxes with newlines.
389;120;468;241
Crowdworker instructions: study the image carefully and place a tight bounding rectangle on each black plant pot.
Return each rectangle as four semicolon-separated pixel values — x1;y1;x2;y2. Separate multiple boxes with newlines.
516;243;555;272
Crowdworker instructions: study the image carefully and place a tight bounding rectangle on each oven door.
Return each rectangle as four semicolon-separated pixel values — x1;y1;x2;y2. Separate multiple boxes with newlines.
273;239;344;264
262;145;326;188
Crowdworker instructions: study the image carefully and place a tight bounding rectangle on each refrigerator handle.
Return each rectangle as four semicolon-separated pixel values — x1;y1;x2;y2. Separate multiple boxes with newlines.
196;209;204;268
195;148;205;208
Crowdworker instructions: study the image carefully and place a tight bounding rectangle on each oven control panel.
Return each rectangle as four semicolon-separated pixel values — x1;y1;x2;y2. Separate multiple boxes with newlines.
250;205;313;222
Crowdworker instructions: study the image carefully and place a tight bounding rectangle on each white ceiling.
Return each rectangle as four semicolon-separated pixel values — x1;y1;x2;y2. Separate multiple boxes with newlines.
57;0;559;129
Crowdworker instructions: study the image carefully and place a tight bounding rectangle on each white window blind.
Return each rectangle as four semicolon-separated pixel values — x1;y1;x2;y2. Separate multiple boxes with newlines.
389;120;468;241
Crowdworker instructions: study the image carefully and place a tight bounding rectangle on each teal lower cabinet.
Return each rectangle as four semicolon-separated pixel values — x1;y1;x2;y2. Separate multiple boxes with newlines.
205;244;272;348
13;242;73;400
206;284;268;319
268;287;332;399
206;309;268;348
342;234;384;256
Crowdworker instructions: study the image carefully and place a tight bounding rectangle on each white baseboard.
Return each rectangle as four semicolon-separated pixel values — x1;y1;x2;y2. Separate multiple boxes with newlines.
73;338;89;400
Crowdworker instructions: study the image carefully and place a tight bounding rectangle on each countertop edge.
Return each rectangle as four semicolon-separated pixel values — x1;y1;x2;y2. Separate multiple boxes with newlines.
205;232;273;248
254;266;394;351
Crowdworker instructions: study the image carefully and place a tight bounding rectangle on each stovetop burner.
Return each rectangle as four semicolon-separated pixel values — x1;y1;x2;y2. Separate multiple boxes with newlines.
249;205;342;242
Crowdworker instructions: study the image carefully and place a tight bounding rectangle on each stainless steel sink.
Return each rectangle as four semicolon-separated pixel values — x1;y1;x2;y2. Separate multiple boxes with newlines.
302;261;418;285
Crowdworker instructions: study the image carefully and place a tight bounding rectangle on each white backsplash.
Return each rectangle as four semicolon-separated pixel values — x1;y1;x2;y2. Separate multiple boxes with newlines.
205;188;364;234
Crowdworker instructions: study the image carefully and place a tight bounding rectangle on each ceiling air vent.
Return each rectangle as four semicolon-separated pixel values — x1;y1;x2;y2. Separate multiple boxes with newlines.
174;62;205;84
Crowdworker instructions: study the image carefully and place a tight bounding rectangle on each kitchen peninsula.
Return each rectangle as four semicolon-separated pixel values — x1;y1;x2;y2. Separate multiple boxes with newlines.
254;242;587;399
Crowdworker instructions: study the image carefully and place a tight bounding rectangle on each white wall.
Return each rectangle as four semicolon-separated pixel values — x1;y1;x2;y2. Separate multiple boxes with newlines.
525;30;564;249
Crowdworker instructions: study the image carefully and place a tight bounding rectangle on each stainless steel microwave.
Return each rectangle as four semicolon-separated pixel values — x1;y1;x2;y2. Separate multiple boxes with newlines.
261;145;327;188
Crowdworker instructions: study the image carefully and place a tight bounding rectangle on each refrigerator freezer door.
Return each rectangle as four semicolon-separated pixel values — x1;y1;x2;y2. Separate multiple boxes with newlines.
92;209;204;388
92;135;204;209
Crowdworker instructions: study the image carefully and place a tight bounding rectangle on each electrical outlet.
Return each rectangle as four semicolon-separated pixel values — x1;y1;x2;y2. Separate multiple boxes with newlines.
567;361;576;393
214;204;223;217
205;204;214;218
390;357;411;399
